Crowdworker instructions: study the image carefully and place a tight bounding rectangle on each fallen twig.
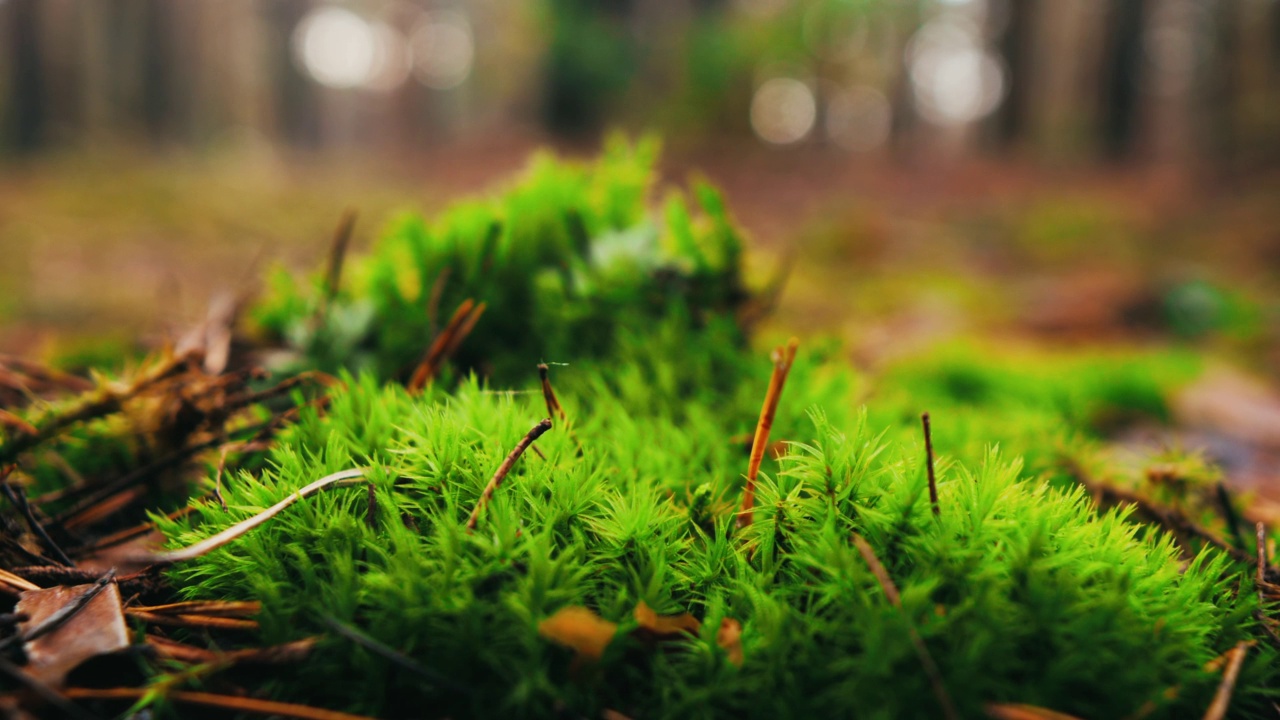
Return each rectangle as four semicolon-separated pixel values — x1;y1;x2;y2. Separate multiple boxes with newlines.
1202;641;1250;720
739;338;799;529
852;533;959;720
985;704;1084;720
1;482;74;566
466;419;553;531
63;687;376;720
409;299;486;391
319;614;470;694
140;468;368;565
538;363;567;422
922;412;940;518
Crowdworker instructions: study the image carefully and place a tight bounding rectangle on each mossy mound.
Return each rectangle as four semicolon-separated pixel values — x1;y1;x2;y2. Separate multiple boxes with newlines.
160;349;1278;718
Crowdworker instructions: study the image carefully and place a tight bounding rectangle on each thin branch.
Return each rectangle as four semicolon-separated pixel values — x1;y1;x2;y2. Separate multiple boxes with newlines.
63;687;376;720
852;533;959;720
538;363;566;422
1215;483;1247;551
0;656;99;720
922;412;940;518
424;266;452;340
141;468;368;565
319;615;471;695
1;482;74;566
739;338;799;529
1202;641;1250;720
409;299;485;391
323;209;357;305
466;419;553;532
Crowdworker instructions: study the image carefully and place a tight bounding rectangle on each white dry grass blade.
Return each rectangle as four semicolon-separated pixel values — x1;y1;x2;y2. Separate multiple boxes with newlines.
145;468;368;565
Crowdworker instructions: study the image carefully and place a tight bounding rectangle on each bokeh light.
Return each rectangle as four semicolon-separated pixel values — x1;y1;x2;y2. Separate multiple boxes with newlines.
826;86;892;152
751;78;817;145
293;6;379;90
411;11;475;90
906;12;1006;126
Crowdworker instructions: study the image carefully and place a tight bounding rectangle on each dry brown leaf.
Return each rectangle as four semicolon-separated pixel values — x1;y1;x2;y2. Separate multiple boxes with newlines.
15;582;128;687
716;618;744;666
537;607;618;661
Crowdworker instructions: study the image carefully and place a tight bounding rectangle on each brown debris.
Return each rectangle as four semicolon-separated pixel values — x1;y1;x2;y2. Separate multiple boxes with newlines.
739;338;799;529
465;419;553;532
409;298;487;391
538;606;619;662
1202;641;1252;720
14;578;128;687
986;704;1085;720
63;687;379;720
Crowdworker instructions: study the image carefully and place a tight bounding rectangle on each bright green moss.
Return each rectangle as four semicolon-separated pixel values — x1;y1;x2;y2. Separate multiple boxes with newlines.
160;352;1277;719
252;136;748;384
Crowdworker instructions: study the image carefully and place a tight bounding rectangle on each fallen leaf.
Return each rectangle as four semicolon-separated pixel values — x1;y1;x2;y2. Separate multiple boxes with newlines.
537;607;618;661
716;618;744;667
16;581;128;687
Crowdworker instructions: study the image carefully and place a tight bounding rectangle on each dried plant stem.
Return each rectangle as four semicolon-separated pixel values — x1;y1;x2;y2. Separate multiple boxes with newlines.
852;534;959;720
1;482;73;566
323;209;357;305
143;468;368;565
922;412;940;518
409;299;486;391
538;363;567;422
466;419;553;532
739;338;799;529
63;687;377;720
1202;641;1250;720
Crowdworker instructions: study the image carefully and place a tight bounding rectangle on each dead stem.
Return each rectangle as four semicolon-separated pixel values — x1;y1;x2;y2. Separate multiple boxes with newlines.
323;209;357;306
739;338;799;529
851;533;959;720
466;419;553;532
63;687;378;720
538;363;567;422
409;299;485;391
142;468;368;565
985;704;1084;720
1202;641;1251;720
922;412;940;518
1;482;74;566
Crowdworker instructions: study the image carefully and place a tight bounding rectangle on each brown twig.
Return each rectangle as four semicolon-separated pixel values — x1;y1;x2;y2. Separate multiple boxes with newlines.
538;364;566;422
323;209;357;306
1202;641;1250;720
424;265;452;340
1;482;74;566
139;468;368;565
63;687;377;720
408;299;486;391
922;412;940;518
739;338;799;529
852;533;959;720
466;419;553;532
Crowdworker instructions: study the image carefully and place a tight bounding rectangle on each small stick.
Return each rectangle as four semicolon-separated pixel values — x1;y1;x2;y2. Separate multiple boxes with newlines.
140;468;368;565
323;209;357;305
63;687;377;720
0;656;98;720
0;569;116;651
739;338;799;529
538;363;566;422
409;299;485;391
466;419;553;532
852;534;959;720
922;412;940;518
1215;483;1247;551
319;615;470;694
1;483;74;566
1202;641;1250;720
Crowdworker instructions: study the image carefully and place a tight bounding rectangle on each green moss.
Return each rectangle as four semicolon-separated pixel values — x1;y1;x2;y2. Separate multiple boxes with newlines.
252;136;749;384
159;345;1277;718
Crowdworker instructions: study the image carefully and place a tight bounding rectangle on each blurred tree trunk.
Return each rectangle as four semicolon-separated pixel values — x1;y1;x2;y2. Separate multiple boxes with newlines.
989;0;1037;152
5;0;45;152
1098;0;1147;160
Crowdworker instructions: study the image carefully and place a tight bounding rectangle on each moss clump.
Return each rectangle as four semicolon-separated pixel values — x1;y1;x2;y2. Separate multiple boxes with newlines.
253;136;749;384
161;351;1277;718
